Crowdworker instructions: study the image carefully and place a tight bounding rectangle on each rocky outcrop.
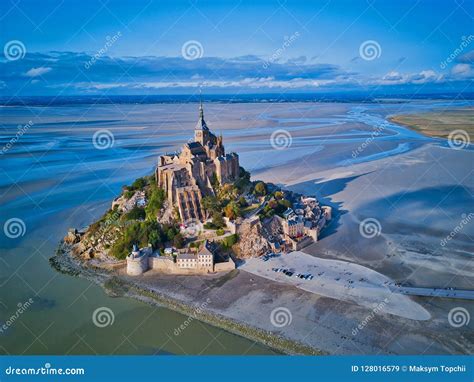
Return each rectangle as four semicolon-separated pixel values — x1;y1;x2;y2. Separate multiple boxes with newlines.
64;229;80;244
235;218;270;258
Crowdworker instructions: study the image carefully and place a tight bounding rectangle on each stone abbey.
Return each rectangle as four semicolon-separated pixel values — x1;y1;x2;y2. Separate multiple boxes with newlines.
156;102;240;222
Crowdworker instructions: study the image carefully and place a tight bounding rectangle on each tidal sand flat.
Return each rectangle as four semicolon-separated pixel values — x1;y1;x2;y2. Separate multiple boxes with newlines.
1;101;473;355
389;107;474;140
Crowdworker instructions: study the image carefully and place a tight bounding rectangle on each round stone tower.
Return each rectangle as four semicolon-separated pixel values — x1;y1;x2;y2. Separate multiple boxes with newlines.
126;244;149;276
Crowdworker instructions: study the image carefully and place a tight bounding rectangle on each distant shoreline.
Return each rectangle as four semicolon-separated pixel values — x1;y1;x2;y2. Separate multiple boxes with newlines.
2;94;474;107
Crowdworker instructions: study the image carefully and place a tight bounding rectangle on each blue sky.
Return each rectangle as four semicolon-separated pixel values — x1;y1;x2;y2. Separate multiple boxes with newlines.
0;0;473;96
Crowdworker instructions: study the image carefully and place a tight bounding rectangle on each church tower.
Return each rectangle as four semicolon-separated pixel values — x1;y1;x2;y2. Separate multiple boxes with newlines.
194;101;209;145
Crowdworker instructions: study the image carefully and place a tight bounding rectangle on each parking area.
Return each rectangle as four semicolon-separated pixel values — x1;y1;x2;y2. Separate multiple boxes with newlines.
240;251;431;320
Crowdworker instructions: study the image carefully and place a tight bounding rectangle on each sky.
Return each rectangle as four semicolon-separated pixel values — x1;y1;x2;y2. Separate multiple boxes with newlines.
0;0;473;96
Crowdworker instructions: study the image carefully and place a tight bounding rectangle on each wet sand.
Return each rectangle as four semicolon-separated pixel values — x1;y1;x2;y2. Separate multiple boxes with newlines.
2;100;473;355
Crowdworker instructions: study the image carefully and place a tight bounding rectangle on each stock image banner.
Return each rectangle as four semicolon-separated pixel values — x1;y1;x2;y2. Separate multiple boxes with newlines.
0;0;472;381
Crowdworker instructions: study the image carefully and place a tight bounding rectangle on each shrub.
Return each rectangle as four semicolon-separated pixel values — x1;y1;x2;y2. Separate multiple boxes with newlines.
145;184;166;220
124;206;145;221
221;234;238;249
204;222;216;230
131;177;147;190
216;228;225;236
238;196;248;207
190;240;203;248
123;190;134;199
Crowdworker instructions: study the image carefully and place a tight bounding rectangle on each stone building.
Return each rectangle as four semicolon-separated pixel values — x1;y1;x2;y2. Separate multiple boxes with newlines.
156;102;239;222
176;240;214;272
283;216;305;238
126;240;232;276
176;253;198;269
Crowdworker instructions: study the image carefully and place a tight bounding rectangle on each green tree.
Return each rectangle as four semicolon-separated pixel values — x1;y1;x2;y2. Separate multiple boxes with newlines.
222;234;238;249
131;177;147;190
173;233;184;248
235;167;251;191
274;191;284;200
202;196;219;213
268;199;278;209
254;181;267;196
166;227;177;241
224;201;240;220
238;196;248;207
212;212;225;228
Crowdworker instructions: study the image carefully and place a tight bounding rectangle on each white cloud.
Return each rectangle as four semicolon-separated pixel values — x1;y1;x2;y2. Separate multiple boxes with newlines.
376;69;442;85
24;67;52;77
382;71;403;81
451;63;474;78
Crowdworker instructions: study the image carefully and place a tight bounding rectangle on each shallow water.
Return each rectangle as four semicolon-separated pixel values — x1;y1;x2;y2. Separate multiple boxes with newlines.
0;100;472;354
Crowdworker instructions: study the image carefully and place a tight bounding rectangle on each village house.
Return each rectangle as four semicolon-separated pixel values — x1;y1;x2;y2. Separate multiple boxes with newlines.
278;197;332;251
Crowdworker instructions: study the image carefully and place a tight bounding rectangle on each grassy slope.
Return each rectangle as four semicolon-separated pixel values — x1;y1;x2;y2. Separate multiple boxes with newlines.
389;107;474;140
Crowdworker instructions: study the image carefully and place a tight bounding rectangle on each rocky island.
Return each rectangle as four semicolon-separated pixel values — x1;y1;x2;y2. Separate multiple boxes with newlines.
51;102;331;354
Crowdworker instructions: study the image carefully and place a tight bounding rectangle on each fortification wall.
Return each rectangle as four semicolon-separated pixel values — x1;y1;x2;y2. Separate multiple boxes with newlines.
149;256;175;272
214;258;236;272
148;256;213;274
295;236;314;251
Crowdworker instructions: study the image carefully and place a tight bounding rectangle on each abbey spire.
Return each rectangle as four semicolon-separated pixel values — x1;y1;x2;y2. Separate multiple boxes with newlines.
195;100;209;144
